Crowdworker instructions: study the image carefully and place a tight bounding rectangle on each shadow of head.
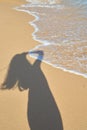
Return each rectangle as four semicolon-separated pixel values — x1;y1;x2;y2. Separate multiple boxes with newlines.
1;51;44;91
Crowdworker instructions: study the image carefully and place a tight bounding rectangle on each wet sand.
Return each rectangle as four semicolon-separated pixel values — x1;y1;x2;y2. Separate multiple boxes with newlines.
0;0;87;130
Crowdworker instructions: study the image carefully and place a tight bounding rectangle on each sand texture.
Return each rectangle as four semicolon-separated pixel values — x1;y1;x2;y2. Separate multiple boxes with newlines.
0;0;87;130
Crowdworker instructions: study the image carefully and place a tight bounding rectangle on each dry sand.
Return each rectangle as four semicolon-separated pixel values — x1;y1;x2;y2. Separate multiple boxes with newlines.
0;0;87;130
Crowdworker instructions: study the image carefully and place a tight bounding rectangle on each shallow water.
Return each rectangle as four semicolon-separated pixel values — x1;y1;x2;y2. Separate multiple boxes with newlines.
15;0;87;78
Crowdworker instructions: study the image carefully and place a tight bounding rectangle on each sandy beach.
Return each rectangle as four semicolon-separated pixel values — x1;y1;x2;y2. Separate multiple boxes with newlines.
0;0;87;130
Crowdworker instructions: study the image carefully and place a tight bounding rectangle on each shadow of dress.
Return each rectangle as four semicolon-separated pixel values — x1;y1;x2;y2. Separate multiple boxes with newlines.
1;51;63;130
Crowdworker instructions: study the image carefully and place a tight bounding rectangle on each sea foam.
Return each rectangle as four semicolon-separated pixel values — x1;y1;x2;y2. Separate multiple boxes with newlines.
15;0;87;78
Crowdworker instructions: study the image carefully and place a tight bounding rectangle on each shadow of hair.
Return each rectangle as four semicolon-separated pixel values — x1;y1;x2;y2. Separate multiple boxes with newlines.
1;51;63;130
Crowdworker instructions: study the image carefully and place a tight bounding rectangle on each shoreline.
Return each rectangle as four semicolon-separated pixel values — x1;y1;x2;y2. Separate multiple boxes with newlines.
0;0;87;130
15;2;87;79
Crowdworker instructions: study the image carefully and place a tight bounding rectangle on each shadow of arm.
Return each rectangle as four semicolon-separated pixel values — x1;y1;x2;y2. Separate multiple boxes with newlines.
29;50;44;66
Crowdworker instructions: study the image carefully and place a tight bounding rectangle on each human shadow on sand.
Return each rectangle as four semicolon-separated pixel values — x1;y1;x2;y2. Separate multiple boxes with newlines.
1;51;63;130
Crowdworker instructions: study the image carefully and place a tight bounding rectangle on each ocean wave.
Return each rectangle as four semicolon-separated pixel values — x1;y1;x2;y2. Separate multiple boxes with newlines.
15;0;87;78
